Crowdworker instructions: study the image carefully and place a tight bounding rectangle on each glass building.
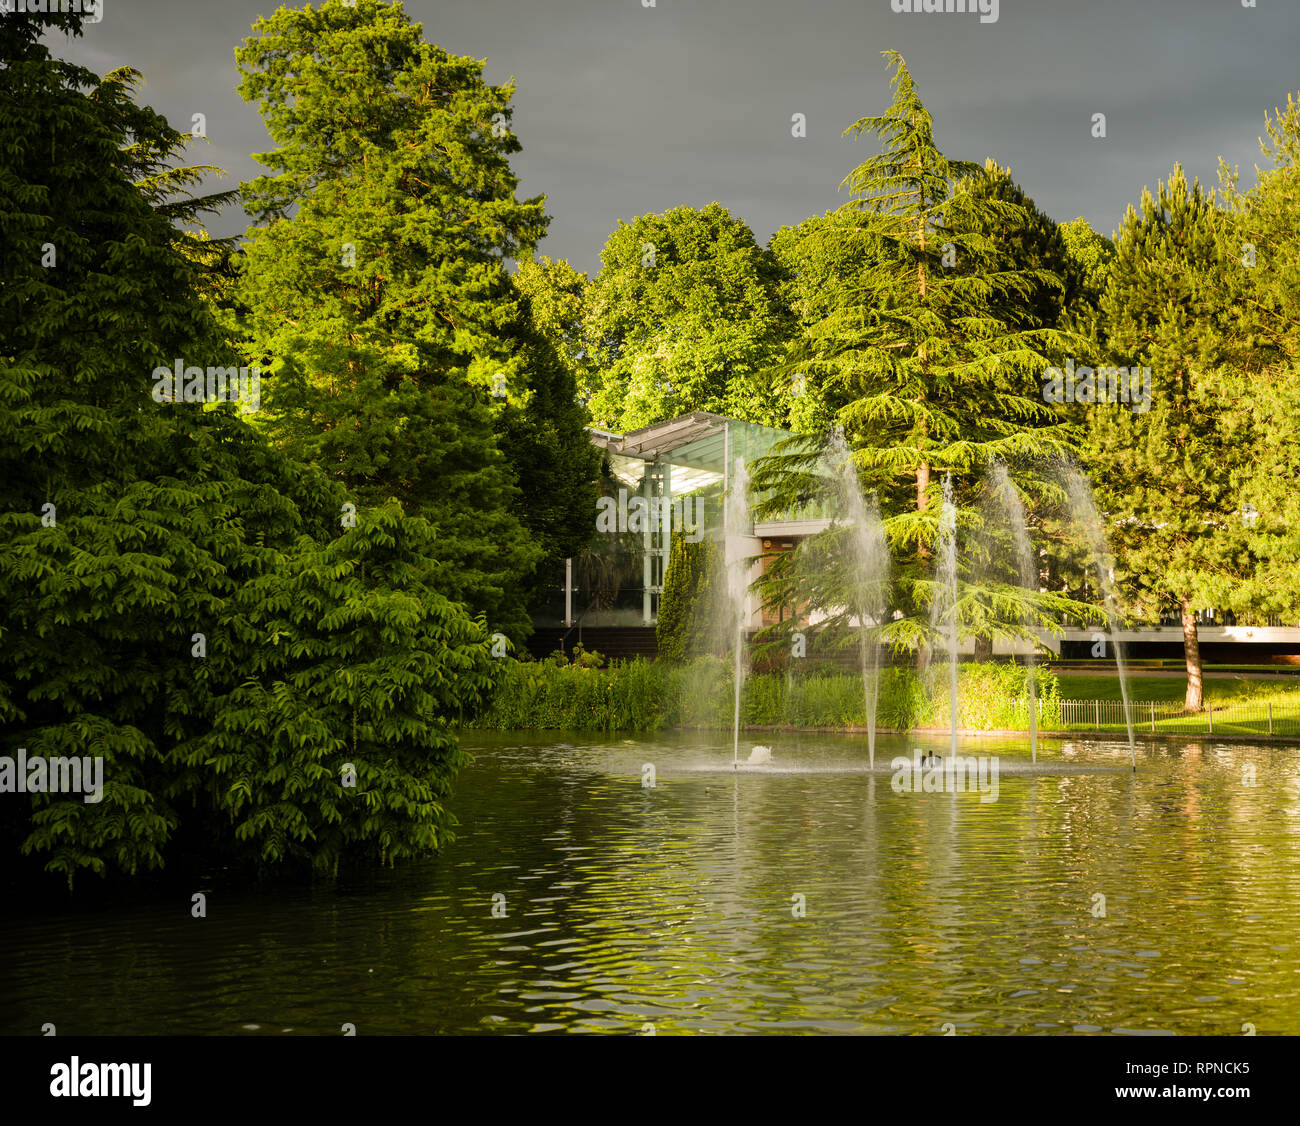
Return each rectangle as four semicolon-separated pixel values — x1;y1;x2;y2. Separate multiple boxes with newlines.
531;411;831;642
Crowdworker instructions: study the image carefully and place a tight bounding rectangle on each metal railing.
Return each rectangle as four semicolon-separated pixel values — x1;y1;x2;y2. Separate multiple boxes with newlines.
1015;698;1298;738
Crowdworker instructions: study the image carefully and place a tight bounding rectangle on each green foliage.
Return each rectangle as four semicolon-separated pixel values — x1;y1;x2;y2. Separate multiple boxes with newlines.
920;661;1062;730
179;505;495;873
546;642;605;669
946;160;1080;334
1058;217;1116;309
1;15;492;888
656;530;720;663
470;657;1059;733
1216;97;1300;623
499;272;603;609
584;202;791;429
475;657;667;732
1084;168;1251;683
232;0;553;643
513;256;593;399
751;53;1090;670
769;208;901;434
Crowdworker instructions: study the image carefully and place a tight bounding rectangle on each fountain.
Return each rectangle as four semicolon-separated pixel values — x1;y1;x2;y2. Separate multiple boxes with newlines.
730;434;1136;775
931;475;960;759
988;464;1040;763
1062;463;1138;770
725;457;751;770
826;430;890;769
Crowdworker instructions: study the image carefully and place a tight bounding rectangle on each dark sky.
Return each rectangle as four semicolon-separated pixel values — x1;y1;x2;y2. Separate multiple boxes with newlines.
50;0;1300;277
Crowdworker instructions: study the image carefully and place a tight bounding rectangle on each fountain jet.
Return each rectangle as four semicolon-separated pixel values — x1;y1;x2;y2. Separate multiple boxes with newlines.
1062;464;1138;770
826;430;890;769
930;475;960;759
988;464;1040;763
725;457;751;770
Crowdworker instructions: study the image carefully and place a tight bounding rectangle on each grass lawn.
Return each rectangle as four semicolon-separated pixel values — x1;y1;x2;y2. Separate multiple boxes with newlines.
1049;669;1300;737
1054;672;1300;703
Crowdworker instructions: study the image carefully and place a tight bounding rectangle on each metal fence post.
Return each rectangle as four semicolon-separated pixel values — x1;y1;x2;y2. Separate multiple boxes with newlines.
1207;704;1213;736
1150;700;1155;733
1095;699;1101;728
1269;702;1273;737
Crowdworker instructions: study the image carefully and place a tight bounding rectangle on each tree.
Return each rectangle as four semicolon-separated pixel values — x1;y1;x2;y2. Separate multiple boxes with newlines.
1216;96;1300;630
1058;217;1116;307
769;208;901;435
934;160;1090;661
584;202;791;430
0;10;493;887
233;0;547;642
1085;167;1249;710
751;52;1087;670
945;160;1084;334
497;273;603;610
513;256;593;401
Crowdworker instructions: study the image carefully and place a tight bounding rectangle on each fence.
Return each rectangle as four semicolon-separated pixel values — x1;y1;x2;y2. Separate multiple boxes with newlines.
1013;698;1300;738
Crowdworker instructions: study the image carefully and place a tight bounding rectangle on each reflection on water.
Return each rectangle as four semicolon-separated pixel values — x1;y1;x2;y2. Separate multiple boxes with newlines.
3;732;1299;1035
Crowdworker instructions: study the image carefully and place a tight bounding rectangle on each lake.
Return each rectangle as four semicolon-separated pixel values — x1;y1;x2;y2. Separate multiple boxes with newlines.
3;731;1298;1035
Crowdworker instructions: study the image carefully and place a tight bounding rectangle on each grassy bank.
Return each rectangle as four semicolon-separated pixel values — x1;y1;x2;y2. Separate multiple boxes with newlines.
470;658;1060;733
467;656;1300;738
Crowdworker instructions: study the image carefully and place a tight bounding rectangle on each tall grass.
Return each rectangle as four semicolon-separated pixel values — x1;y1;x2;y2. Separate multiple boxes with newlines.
919;660;1063;729
469;658;1061;733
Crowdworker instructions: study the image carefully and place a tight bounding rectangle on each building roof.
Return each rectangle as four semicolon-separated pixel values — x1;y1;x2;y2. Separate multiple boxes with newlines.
589;411;798;493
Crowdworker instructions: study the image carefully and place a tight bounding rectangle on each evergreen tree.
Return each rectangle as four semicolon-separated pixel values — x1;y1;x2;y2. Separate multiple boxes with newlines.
945;160;1082;334
1217;96;1300;629
751;52;1086;668
1085;167;1248;710
233;0;548;642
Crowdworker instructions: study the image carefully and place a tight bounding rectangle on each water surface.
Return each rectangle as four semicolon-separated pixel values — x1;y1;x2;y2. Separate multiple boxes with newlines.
4;731;1298;1035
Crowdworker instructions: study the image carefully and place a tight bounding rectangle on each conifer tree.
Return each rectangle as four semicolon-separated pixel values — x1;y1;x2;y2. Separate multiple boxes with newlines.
751;52;1087;668
946;160;1084;334
1217;97;1300;631
1085;167;1248;710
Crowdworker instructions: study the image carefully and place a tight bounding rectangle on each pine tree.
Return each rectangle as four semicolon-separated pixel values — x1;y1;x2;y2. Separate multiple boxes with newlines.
1216;97;1300;630
751;52;1087;668
1085;167;1248;710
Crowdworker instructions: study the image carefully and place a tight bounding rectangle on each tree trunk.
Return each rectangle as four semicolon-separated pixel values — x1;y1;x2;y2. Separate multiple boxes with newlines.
1181;599;1203;711
974;634;993;663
